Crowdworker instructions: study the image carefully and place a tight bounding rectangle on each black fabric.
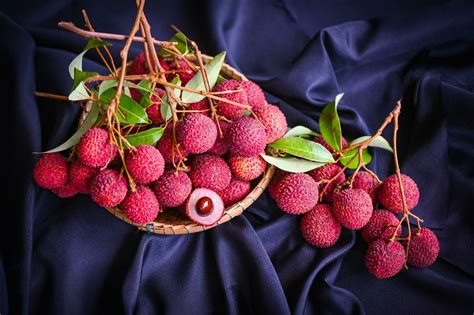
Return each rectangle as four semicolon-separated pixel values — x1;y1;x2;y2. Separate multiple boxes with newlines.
1;1;474;314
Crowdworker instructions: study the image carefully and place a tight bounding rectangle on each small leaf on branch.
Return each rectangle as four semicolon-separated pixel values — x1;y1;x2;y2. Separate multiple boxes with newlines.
125;127;164;147
340;148;372;169
284;126;318;138
260;154;327;173
68;37;112;79
171;76;182;98
350;135;393;153
69;68;98;101
319;93;344;151
83;37;111;51
158;32;190;57
269;137;335;163
100;89;149;124
160;93;172;123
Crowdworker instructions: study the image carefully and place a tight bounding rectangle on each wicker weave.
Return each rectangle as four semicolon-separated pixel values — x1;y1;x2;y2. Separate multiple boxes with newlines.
80;55;274;234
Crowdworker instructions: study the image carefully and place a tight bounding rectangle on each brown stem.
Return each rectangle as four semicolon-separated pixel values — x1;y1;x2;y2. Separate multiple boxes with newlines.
34;91;75;101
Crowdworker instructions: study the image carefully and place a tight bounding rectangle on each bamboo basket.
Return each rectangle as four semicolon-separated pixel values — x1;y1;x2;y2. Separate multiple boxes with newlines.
80;55;275;234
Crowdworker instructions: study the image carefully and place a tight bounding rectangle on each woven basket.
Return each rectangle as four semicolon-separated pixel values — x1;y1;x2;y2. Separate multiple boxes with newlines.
80;55;275;234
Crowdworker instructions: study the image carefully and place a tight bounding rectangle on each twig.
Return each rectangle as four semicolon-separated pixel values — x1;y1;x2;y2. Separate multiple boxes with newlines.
34;91;74;101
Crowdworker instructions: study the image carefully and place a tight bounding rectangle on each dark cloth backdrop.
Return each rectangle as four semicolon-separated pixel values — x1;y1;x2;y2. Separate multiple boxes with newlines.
1;0;474;314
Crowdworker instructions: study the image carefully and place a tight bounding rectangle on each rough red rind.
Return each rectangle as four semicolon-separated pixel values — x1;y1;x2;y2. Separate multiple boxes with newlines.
229;155;266;181
361;210;401;243
308;163;346;202
189;154;232;192
78;128;117;168
332;189;373;229
33;153;68;189
314;136;348;153
171;59;194;85
268;169;289;199
255;104;288;143
300;204;341;248
177;113;217;154
207;121;230;155
126;145;165;185
218;178;251;207
214;80;248;120
90;169;128;208
406;227;439;268
52;181;78;198
153;170;192;207
69;160;99;194
156;128;189;165
378;174;420;213
228;117;267;157
188;99;210;116
275;173;319;214
353;171;380;204
121;186;160;224
128;53;146;75
186;188;225;226
365;239;405;279
146;88;165;124
241;80;266;112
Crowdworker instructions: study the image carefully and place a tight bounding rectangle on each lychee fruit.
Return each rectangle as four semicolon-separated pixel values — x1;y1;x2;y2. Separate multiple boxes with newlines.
171;59;194;85
126;145;165;185
378;174;419;213
121;186;160;224
156;128;189;165
228;154;266;181
361;210;401;243
314;136;348;152
218;177;251;207
188;98;210;116
255;104;288;143
207;120;230;155
177;113;217;154
268;169;289;200
77;128;117;168
332;189;373;229
241;80;266;112
146;88;165;124
352;171;380;203
185;188;224;226
90;169;128;208
33;153;68;189
214;80;248;120
300;204;341;248
69;160;99;194
189;154;231;192
274;173;319;214
153;170;192;207
365;239;406;279
228;117;267;157
308;163;346;202
405;227;439;268
52;181;78;198
129;53;146;75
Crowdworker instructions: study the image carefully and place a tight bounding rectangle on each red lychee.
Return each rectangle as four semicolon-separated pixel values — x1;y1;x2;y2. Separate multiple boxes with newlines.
188;98;210;116
207;120;230;155
300;204;341;248
172;59;195;85
77;128;117;168
33;153;68;189
69;160;99;194
241;80;266;112
255;104;288;143
308;163;346;202
378;174;419;213
52;181;78;198
177;113;217;154
332;189;373;229
90;169;128;208
129;53;147;75
146;88;166;124
189;154;232;192
156;128;189;165
153;170;192;208
214;80;248;120
228;154;266;181
121;186;160;224
274;173;319;214
361;210;401;243
126;145;165;185
365;239;405;279
352;171;380;203
406;227;439;268
268;169;289;200
218;177;251;207
228;117;267;157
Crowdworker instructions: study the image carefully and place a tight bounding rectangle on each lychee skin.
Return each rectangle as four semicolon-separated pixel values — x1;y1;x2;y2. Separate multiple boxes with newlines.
241;80;266;112
300;204;341;248
33;153;68;189
129;53;146;75
353;171;380;203
228;117;267;157
255;104;288;143
229;155;266;181
189;154;232;192
156;128;189;165
171;59;194;85
69;160;99;194
153;170;192;208
268;169;289;200
146;88;165;124
361;210;401;243
126;145;165;185
207;121;230;155
365;239;405;279
378;174;420;213
332;189;373;229
90;169;128;208
308;163;346;202
275;173;319;214
121;186;160;224
177;113;217;154
218;178;251;207
188;99;210;116
314;136;348;152
52;181;78;198
406;227;439;268
78;128;117;168
214;80;248;120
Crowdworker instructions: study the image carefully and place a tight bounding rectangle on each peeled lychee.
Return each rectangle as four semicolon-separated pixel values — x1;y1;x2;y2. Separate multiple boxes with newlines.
361;210;401;243
146;88;165;124
90;169;128;208
300;204;341;248
218;178;251;207
365;239;405;279
153;170;192;207
332;189;373;229
229;155;266;181
177;113;217;154
255;104;288;143
189;154;231;192
156;128;189;165
274;173;319;214
188;98;210;116
33;153;68;189
52;181;78;198
214;80;248;120
77;128;117;168
241;80;266;112
378;174;419;213
308;163;346;202
126;145;165;185
352;171;380;203
228;117;267;157
186;188;225;226
207;121;230;155
121;186;160;224
406;227;439;268
69;160;99;194
314;136;348;152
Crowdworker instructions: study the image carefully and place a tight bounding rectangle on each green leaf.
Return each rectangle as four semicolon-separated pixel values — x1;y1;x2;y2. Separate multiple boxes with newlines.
340;148;372;169
319;93;344;151
69;68;97;101
269;137;335;163
158;32;190;57
99;80;158;99
260;154;327;173
216;74;226;84
350;135;393;153
98;80;118;97
160;93;172;123
181;51;226;103
34;102;99;154
284;126;318;138
100;89;149;124
171;76;182;98
125;127;164;147
68;38;112;79
84;37;111;51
